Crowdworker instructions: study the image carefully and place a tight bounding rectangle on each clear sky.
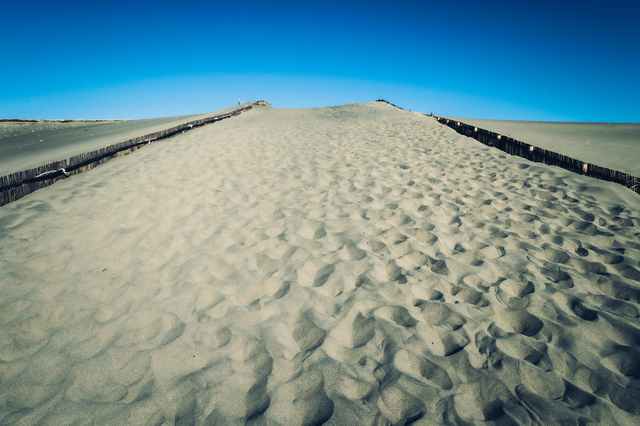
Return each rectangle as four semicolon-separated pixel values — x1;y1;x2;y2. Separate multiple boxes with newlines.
2;0;638;122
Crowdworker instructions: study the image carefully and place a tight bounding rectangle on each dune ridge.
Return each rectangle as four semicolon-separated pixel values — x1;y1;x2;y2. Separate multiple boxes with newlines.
1;102;639;425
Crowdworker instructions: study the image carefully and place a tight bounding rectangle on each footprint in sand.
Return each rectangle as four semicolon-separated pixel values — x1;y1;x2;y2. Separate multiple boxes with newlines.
495;309;543;336
264;371;334;425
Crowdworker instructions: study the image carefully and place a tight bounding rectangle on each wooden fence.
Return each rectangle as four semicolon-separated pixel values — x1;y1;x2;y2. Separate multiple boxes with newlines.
0;101;271;207
375;99;404;110
433;116;640;195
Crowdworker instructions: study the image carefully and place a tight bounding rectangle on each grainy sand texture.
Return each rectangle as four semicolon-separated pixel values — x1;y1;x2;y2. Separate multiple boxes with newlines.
1;102;640;425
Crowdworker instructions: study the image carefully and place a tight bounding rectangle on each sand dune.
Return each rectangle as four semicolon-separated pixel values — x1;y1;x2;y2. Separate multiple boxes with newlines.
1;102;640;425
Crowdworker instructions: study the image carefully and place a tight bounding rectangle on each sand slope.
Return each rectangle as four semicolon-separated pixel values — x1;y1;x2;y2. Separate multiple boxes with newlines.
1;102;640;425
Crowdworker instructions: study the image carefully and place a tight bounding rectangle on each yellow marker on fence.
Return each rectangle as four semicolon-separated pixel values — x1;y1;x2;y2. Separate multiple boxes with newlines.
457;122;461;126
529;146;534;152
474;127;477;132
583;164;588;173
497;135;501;140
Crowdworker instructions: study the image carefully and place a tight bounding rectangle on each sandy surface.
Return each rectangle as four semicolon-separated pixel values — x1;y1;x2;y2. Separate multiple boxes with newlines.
0;105;241;177
444;117;640;176
1;102;640;425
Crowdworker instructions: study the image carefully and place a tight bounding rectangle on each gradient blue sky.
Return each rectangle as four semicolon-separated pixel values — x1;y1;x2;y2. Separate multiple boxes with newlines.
2;0;638;121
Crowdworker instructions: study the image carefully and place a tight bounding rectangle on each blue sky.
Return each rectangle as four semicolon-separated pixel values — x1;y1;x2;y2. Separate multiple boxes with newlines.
2;0;638;121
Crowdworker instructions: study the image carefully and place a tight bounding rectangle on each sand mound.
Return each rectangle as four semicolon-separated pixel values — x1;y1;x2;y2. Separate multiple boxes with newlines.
1;102;639;424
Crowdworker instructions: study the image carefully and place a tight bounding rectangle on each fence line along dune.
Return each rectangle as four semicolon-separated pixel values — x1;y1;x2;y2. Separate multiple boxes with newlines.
1;102;639;425
433;115;640;195
0;101;271;207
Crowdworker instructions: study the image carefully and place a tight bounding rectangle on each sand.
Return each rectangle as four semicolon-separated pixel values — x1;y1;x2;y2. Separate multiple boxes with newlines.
444;117;640;176
1;102;640;425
